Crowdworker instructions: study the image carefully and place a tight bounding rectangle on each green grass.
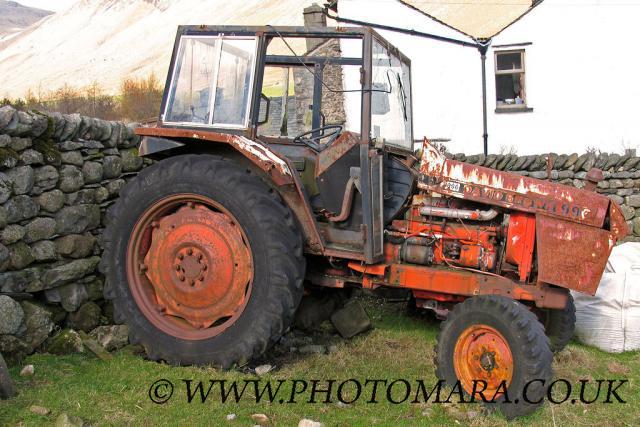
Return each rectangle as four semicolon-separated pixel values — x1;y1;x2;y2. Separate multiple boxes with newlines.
1;299;639;426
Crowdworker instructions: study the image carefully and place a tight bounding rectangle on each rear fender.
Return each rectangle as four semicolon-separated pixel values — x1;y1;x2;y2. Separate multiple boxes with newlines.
136;127;324;254
137;128;293;185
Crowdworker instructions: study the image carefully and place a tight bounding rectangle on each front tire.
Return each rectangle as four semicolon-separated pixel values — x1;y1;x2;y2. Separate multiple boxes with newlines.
100;154;305;368
435;295;553;419
538;294;576;353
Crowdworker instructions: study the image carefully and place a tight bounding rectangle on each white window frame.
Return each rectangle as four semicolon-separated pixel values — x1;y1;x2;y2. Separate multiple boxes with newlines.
162;35;258;129
494;49;527;109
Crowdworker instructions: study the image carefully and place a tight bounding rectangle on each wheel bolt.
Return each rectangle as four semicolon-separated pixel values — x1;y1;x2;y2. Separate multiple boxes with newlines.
198;254;203;261
178;254;184;260
139;263;147;272
178;274;185;282
151;221;159;228
187;202;195;209
175;265;180;271
187;248;193;256
190;280;196;287
202;265;208;271
199;275;205;281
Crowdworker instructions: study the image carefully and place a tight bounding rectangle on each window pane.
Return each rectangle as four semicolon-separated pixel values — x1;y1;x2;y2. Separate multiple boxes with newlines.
258;66;299;137
371;40;412;149
496;73;525;105
266;36;362;58
213;39;256;126
258;37;362;139
165;37;218;124
329;63;362;134
496;52;522;71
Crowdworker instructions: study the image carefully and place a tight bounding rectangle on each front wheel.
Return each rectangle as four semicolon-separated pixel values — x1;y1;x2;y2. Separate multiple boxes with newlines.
100;154;305;368
435;295;553;419
538;293;576;353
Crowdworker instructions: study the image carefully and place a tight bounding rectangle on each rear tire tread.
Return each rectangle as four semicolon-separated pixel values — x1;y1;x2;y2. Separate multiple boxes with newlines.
100;154;305;368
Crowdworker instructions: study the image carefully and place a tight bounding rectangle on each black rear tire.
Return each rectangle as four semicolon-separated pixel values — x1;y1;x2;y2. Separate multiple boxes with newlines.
539;294;576;353
100;154;305;368
435;295;553;419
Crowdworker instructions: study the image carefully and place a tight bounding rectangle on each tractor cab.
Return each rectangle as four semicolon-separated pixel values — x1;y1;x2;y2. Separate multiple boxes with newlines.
153;26;416;262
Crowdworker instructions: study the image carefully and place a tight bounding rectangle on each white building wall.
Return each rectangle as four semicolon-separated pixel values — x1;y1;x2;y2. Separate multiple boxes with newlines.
340;0;640;155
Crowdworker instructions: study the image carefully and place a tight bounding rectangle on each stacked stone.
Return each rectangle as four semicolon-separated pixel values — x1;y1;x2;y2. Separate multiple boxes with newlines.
452;151;640;239
0;105;148;362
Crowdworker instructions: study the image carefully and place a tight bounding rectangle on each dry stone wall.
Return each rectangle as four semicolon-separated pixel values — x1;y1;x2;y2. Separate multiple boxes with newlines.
0;105;148;362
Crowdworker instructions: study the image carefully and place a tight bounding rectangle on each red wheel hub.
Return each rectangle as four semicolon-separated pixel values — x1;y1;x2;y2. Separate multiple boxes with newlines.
143;204;252;329
126;194;253;340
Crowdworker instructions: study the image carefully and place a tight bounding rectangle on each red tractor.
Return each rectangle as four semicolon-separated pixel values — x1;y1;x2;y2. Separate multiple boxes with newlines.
101;26;627;417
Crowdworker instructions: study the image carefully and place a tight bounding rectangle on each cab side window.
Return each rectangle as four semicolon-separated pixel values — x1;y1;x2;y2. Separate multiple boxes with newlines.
164;36;257;127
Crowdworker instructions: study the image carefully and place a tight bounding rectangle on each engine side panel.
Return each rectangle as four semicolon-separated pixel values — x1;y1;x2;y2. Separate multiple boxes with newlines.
536;214;614;295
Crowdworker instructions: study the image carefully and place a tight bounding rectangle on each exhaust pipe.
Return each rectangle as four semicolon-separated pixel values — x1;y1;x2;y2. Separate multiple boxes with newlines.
419;205;498;221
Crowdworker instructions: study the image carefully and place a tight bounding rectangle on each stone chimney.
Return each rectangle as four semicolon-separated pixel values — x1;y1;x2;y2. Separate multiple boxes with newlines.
303;3;326;51
304;3;326;27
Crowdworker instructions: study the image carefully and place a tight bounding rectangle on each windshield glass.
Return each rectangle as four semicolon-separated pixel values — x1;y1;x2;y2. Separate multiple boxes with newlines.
164;36;256;127
371;39;412;150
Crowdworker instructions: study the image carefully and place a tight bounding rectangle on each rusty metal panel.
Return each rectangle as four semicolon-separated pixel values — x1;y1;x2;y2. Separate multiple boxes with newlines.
609;201;630;240
418;141;610;228
383;263;567;309
136;127;294;184
505;212;536;282
315;131;360;176
536;215;614;295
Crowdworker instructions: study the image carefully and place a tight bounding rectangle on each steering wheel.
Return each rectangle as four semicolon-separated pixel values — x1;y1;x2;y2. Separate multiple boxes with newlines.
293;124;343;152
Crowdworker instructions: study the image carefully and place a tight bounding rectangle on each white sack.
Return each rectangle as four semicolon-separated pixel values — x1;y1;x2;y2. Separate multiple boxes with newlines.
572;242;640;353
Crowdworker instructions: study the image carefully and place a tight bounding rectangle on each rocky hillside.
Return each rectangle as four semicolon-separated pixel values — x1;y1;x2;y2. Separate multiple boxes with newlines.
0;0;317;99
0;1;52;38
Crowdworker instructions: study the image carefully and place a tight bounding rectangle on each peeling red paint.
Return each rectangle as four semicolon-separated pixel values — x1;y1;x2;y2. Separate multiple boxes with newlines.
418;139;610;228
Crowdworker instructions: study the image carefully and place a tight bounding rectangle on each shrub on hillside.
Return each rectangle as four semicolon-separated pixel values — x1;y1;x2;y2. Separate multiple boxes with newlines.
119;74;163;122
4;75;164;122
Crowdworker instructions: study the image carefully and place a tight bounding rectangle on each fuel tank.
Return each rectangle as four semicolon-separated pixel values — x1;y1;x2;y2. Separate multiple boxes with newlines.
417;140;629;294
